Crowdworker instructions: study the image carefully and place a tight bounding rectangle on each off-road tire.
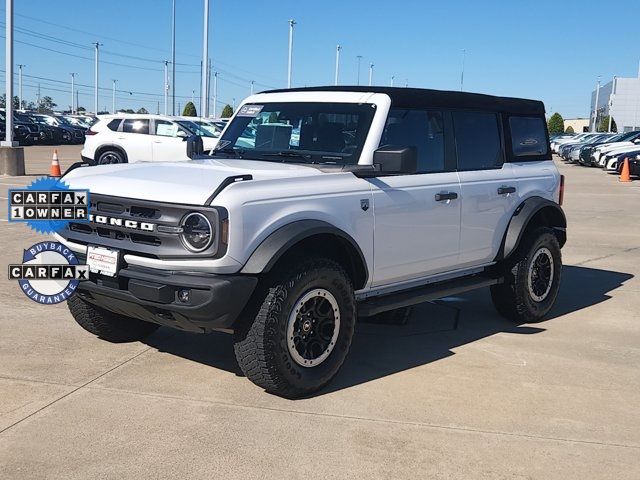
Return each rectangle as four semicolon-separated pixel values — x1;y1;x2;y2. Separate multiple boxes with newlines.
67;295;159;342
491;227;562;323
234;257;356;398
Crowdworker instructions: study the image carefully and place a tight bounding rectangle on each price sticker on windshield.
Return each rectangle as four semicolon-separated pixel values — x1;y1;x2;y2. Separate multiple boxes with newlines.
236;105;264;117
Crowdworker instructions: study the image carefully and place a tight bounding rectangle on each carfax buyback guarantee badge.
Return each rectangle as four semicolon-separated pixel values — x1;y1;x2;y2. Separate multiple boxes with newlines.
6;177;91;304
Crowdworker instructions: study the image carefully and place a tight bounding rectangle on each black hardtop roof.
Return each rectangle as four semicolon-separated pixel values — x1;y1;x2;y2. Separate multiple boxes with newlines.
263;86;545;116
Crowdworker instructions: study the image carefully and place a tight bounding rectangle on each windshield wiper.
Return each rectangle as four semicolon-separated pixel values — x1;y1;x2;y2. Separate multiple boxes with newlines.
211;147;245;158
260;151;314;162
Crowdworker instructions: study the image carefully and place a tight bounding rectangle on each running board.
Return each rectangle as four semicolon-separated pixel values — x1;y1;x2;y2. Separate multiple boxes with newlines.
358;274;501;317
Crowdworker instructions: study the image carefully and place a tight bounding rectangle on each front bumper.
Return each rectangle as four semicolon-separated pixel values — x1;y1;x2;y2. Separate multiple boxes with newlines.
75;264;257;333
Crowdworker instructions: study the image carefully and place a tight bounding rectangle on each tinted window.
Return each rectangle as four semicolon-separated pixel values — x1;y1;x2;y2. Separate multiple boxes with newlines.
509;116;548;156
380;109;445;173
107;119;121;131
122;118;149;134
453;111;502;170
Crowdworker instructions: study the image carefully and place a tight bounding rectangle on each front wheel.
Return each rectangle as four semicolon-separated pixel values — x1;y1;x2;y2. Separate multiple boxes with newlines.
491;227;562;323
234;258;356;398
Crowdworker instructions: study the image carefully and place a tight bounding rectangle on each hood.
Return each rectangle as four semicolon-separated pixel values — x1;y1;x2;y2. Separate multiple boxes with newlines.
63;158;324;205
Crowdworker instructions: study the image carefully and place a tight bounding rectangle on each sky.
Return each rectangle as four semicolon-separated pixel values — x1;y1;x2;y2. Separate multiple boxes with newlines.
0;0;638;118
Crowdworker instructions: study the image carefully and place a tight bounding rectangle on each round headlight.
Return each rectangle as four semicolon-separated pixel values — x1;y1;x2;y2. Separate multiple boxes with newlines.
180;213;213;252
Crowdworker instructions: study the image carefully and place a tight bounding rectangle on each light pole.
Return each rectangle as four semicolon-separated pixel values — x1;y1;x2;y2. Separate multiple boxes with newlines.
201;0;210;117
163;60;169;115
368;63;374;86
356;55;363;86
70;73;76;114
250;80;255;95
112;79;117;113
390;75;395;87
334;44;341;86
192;89;195;104
2;0;15;145
405;79;408;88
460;49;466;91
92;41;102;114
17;64;24;110
592;77;601;132
287;19;296;88
232;97;236;111
212;72;218;118
171;0;176;115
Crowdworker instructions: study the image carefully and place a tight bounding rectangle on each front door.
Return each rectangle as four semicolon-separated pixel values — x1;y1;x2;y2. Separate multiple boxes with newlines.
371;109;461;287
151;119;189;162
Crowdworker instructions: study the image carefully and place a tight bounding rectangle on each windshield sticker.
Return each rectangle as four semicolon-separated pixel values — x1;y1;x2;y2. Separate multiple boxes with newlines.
236;105;264;117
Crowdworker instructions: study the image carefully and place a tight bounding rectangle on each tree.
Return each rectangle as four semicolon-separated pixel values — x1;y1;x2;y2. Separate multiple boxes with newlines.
597;115;617;133
118;108;135;114
547;113;564;135
182;101;197;117
38;96;57;114
565;126;574;133
0;94;20;109
221;104;233;118
136;107;149;114
76;106;86;113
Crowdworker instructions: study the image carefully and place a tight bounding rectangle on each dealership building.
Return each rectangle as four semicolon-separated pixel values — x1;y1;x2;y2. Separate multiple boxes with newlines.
590;75;640;132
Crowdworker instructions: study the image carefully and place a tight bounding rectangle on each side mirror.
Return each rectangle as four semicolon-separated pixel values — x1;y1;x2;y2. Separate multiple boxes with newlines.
186;135;204;159
373;145;417;174
176;130;188;139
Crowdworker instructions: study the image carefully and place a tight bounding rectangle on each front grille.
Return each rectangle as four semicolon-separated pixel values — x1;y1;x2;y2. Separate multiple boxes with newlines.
61;193;225;259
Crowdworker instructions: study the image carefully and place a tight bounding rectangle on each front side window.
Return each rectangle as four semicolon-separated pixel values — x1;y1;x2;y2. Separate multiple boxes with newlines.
509;116;548;157
380;109;445;173
453;111;503;170
122;118;149;134
153;119;178;137
217;102;376;165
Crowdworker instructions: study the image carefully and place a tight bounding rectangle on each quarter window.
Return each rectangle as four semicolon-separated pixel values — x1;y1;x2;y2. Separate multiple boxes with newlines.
453;111;503;170
122;118;149;135
509;116;548;156
106;119;122;131
380;109;445;173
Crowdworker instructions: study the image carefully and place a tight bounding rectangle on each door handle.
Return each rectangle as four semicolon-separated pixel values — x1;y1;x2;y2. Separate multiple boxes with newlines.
497;186;516;195
435;192;458;202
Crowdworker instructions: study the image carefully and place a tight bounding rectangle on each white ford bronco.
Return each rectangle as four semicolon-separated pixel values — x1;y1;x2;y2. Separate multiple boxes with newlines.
57;87;566;397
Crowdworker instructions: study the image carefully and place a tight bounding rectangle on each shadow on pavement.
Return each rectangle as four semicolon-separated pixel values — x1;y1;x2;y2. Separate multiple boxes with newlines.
142;265;633;396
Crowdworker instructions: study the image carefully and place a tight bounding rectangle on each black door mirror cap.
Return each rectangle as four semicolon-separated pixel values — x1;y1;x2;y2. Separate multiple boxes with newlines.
373;145;418;174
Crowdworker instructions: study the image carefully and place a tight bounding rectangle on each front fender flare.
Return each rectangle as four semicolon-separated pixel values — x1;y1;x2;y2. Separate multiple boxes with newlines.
240;220;368;285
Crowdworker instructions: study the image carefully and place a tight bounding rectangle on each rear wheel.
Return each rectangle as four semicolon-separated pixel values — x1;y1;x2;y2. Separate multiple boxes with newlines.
234;257;356;398
67;295;159;343
97;149;125;165
491;227;562;323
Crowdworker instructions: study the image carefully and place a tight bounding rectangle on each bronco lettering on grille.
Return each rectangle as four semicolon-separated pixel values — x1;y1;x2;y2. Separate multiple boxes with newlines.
89;214;155;232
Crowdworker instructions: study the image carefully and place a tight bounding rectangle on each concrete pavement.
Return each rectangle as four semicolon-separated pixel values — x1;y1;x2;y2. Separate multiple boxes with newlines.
1;149;639;479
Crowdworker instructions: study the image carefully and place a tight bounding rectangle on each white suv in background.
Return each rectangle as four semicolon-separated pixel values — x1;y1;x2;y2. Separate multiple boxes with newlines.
81;114;219;165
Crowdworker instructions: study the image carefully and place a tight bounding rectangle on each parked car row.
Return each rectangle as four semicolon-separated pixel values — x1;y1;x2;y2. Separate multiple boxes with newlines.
81;114;227;164
0;109;97;146
552;130;640;177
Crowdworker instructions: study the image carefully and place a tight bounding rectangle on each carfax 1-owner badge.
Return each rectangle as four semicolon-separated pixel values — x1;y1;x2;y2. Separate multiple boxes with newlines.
8;241;89;305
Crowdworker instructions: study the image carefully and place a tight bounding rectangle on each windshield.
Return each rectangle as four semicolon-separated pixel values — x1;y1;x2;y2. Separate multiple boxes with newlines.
216;102;376;164
194;120;221;136
176;120;215;137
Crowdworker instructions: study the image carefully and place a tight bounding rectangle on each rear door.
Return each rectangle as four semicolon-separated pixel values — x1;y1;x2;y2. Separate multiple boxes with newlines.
118;118;152;162
454;111;517;268
371;109;461;287
151;119;189;161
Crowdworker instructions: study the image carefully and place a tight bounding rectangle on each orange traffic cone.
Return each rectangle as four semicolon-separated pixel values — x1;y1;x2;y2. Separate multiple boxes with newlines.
50;149;62;177
619;157;631;183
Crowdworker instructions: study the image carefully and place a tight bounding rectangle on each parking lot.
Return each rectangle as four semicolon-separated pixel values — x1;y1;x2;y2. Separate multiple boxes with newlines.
0;147;639;479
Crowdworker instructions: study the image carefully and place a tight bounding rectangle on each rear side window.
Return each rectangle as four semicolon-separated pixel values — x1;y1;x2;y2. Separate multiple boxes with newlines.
380;109;445;173
453;111;503;170
122;119;149;134
106;119;121;131
509;116;548;156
